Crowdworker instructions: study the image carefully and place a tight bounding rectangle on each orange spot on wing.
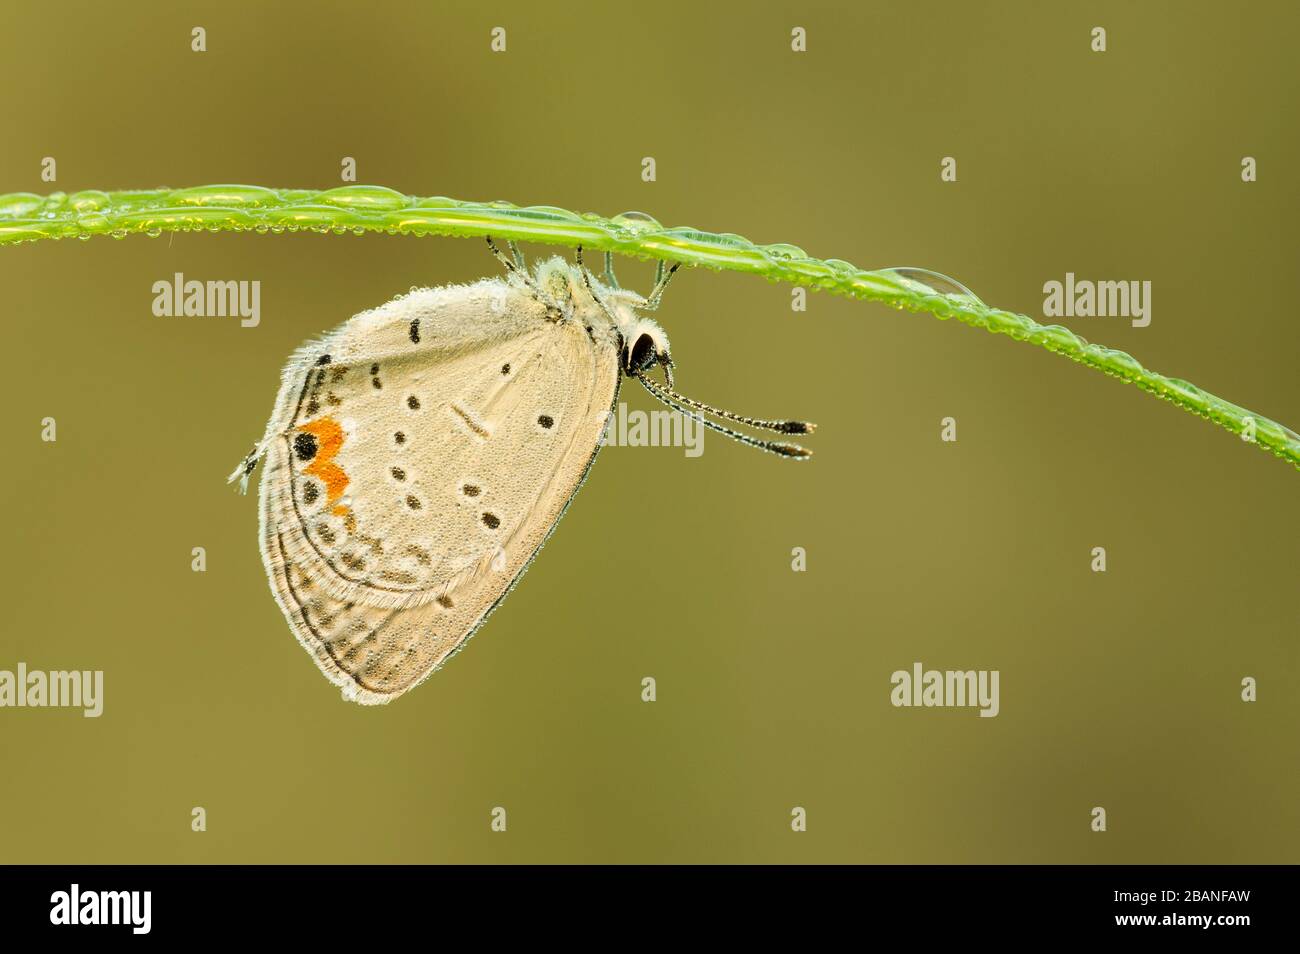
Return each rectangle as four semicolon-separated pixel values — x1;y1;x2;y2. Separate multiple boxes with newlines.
298;416;349;507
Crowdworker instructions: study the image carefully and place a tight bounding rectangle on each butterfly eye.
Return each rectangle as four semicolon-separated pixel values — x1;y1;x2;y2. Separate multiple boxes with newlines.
626;332;659;375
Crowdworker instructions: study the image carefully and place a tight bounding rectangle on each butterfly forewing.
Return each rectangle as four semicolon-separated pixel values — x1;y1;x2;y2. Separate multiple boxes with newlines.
257;281;620;703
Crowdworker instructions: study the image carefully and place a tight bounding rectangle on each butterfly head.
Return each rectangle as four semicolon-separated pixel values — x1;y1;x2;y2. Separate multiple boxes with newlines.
587;278;674;382
620;315;673;381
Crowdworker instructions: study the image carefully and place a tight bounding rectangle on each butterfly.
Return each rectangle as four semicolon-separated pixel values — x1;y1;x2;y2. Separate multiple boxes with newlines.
229;240;815;703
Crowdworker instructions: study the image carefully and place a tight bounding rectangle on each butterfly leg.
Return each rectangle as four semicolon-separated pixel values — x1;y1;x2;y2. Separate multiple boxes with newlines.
487;235;538;290
641;259;681;311
603;251;620;289
486;235;563;321
576;246;615;317
486;235;522;278
507;240;526;271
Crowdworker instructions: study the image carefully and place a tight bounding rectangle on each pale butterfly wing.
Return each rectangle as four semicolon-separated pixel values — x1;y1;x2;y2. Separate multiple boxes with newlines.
256;278;620;703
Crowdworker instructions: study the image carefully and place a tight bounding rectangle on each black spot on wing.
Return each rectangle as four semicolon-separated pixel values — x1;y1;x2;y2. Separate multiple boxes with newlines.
294;432;318;461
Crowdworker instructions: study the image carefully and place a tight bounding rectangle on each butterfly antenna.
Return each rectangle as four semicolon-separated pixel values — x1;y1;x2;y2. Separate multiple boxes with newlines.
642;260;680;311
636;369;815;435
634;371;812;459
603;251;620;289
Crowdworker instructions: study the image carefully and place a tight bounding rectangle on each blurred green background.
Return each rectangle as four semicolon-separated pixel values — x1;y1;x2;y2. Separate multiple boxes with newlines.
1;0;1296;863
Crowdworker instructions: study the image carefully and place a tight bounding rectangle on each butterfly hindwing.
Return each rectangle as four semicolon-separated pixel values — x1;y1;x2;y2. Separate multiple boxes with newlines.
257;280;620;703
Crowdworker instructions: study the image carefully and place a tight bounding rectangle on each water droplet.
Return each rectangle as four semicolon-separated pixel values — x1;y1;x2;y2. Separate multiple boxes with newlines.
765;242;807;260
524;205;582;222
69;191;110;213
316;185;407;211
0;194;44;217
887;267;984;305
1031;324;1080;352
611;210;663;234
1102;349;1143;376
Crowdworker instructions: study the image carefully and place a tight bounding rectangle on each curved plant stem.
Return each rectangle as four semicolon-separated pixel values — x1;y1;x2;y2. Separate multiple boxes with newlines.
2;184;1296;471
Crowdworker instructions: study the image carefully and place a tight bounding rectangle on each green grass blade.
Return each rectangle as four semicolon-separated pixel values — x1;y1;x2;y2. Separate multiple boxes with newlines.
2;183;1296;470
